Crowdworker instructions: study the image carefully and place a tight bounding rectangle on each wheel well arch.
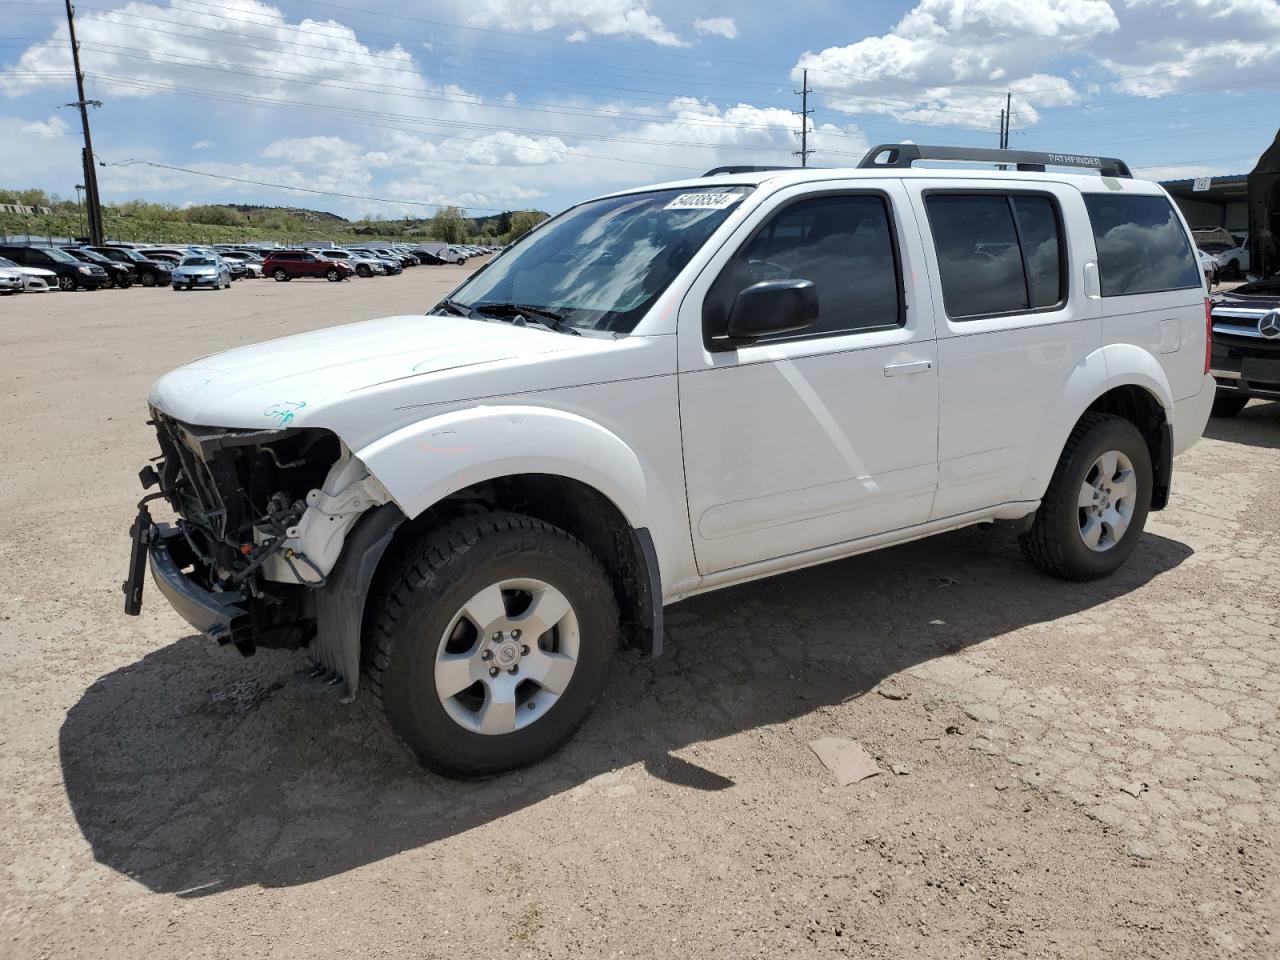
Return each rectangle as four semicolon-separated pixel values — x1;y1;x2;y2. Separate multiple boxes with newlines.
369;473;662;661
1082;384;1173;510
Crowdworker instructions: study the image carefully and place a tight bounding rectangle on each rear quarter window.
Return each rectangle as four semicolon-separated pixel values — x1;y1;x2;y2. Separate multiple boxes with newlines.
1083;194;1201;296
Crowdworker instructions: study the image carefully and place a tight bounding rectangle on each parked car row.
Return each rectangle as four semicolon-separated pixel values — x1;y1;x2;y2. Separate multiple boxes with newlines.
0;239;493;296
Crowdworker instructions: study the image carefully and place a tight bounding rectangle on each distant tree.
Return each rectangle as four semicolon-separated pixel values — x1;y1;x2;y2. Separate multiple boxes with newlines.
428;205;468;244
503;210;548;245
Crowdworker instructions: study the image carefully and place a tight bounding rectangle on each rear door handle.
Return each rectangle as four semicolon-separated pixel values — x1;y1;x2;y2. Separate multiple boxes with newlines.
883;360;933;377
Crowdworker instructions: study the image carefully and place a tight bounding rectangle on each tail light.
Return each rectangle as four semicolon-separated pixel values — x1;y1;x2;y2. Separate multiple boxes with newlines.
1204;297;1213;374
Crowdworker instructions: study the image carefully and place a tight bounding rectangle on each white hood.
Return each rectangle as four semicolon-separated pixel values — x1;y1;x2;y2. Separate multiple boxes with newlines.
148;313;600;434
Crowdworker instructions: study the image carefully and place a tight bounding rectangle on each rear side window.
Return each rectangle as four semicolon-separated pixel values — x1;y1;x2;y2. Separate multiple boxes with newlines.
1083;194;1201;296
706;193;904;342
925;193;1066;320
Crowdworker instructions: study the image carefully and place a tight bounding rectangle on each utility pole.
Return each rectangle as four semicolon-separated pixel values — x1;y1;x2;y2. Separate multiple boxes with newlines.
793;68;814;168
63;0;105;245
1001;91;1012;149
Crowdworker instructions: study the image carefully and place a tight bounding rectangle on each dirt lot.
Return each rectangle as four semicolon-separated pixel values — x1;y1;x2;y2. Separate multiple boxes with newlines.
1;270;1277;959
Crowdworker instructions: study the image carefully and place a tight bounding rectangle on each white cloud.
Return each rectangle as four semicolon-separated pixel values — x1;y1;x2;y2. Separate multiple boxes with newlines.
1094;0;1280;97
0;0;429;108
0;115;78;186
464;0;687;47
694;17;738;40
794;0;1280;131
794;0;1118;128
191;138;215;150
21;115;69;139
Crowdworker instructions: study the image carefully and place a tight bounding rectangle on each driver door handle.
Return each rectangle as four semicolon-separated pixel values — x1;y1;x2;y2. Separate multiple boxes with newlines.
883;360;933;377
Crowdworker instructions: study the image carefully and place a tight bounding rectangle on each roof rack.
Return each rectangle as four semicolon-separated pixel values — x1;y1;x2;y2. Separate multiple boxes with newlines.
702;164;806;176
858;144;1132;179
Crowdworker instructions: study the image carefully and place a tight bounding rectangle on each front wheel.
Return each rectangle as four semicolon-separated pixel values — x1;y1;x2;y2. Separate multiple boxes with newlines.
1211;393;1249;418
58;275;76;292
365;513;619;778
1020;413;1153;581
356;264;371;278
140;272;156;287
325;268;341;282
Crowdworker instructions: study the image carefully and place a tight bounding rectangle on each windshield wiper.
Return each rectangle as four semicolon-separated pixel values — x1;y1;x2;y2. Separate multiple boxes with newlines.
472;302;580;335
433;298;475;317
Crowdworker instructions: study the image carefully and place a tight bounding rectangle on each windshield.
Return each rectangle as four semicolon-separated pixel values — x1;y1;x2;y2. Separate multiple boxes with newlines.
1198;242;1231;253
445;186;752;333
41;248;78;263
181;257;216;267
0;257;17;268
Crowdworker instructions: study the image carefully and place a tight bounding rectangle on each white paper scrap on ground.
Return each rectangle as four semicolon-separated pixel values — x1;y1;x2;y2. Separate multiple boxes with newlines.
808;738;882;786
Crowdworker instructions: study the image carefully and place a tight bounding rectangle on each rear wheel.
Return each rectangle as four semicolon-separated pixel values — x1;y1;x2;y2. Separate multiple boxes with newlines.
365;512;618;778
1211;393;1249;418
273;268;289;282
1020;413;1152;581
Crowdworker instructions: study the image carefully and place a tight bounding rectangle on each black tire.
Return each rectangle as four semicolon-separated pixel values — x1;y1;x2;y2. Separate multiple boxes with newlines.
365;512;619;778
356;264;371;278
140;272;156;287
57;274;76;292
273;269;289;282
119;277;132;289
1020;412;1153;581
1211;393;1249;418
325;268;341;282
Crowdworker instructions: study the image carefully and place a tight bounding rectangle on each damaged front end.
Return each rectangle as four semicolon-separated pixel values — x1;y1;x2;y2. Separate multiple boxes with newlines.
124;409;394;695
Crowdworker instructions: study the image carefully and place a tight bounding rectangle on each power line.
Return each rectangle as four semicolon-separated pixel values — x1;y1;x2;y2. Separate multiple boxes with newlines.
92;74;803;153
100;158;510;212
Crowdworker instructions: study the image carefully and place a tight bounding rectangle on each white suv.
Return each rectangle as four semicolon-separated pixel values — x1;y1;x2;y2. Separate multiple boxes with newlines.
123;144;1215;776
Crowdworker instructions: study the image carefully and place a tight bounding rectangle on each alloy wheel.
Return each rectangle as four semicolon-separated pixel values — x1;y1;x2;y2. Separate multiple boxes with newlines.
1078;449;1137;552
434;577;580;735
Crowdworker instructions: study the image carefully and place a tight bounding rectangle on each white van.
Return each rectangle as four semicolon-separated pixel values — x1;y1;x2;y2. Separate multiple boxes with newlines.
125;144;1215;776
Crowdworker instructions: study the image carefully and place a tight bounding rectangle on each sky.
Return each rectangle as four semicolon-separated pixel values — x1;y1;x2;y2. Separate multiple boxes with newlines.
1;0;1277;221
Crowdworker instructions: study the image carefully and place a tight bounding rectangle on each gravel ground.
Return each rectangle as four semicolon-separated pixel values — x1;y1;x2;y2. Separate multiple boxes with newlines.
0;269;1276;959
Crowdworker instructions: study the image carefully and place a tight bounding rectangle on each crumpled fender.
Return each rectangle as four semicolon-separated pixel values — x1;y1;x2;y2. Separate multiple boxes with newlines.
1016;344;1174;503
355;404;652;529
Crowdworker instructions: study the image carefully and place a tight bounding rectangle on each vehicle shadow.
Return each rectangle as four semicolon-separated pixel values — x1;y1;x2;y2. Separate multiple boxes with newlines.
61;524;1192;897
1204;400;1280;449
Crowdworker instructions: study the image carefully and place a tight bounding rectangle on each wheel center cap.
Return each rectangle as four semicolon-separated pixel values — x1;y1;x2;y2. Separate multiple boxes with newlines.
492;641;521;669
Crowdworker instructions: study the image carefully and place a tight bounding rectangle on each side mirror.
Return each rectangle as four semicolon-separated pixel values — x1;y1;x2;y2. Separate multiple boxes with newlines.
720;279;818;346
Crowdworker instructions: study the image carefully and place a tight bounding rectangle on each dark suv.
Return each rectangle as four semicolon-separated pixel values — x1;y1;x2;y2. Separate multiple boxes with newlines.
262;250;353;282
0;244;109;290
86;246;173;287
62;247;135;288
1209;277;1280;416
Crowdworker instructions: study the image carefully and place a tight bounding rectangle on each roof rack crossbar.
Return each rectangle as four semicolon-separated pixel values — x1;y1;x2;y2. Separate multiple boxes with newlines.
858;144;1132;179
701;164;806;176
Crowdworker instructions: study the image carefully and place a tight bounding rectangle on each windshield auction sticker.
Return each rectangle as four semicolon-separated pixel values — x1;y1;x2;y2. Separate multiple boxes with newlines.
664;193;742;211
